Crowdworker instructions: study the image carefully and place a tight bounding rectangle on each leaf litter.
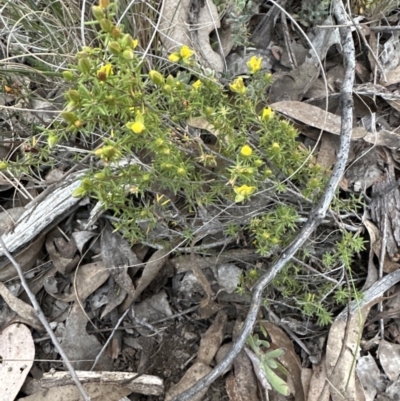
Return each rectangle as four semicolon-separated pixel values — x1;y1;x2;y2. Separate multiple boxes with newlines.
2;0;400;400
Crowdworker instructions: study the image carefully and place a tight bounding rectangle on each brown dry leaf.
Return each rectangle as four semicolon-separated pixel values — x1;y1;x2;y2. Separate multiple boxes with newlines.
71;231;97;254
378;340;400;381
380;64;400;86
61;302;112;371
131;245;171;302
46;229;79;275
0;282;42;331
363;130;400;149
190;249;221;318
356;353;382;401
0;323;34;401
101;280;127;319
317;133;340;168
301;368;313;399
261;321;305;401
101;223;138;295
226;350;260;401
46;261;109;303
197;309;227;365
307;356;330;401
270;101;367;139
17;384;131;401
187;117;220;137
159;0;223;72
363;219;379;289
269;64;319;103
325;304;372;401
0;236;45;282
165;362;212;401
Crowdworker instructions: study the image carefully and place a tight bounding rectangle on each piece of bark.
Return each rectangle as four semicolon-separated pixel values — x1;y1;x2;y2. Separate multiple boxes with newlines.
39;371;164;396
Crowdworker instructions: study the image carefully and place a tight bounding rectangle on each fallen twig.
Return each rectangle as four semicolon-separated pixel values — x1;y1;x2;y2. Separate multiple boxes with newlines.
170;0;356;399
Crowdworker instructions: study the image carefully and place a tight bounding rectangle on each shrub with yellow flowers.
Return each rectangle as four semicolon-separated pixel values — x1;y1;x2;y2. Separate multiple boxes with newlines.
15;0;365;326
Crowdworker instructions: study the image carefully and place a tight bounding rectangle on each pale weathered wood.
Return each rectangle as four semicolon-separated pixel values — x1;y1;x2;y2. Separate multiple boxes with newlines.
40;371;164;396
0;175;83;259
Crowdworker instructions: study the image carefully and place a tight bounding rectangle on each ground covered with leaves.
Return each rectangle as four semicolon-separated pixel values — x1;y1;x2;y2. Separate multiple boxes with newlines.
1;0;400;400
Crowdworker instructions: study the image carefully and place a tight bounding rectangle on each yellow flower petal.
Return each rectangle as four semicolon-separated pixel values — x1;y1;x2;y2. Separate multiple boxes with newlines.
129;121;145;134
192;79;202;90
262;107;274;121
229;77;246;94
168;53;181;63
234;185;256;202
247;56;262;74
180;45;194;59
97;63;113;81
240;145;252;157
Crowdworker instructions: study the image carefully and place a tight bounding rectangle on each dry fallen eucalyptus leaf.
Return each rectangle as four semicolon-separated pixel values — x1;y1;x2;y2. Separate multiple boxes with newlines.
0;282;43;331
226;350;260;401
0;323;34;401
61;302;112;371
325;304;373;401
270;100;368;139
197;309;227;365
165;362;212;401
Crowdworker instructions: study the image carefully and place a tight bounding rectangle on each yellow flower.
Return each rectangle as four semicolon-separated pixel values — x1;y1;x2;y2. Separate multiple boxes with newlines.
240;144;252;157
261;107;274;121
192;80;202;90
168;53;180;63
131;39;138;49
97;63;113;81
180;45;194;59
127;121;145;134
229;77;246;94
247;56;262;74
271;142;280;150
234;185;256;202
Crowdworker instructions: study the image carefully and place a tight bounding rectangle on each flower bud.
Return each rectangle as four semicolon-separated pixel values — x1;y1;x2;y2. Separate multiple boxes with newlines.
78;57;91;74
166;75;176;86
108;41;121;55
92;5;103;20
205;107;214;116
149;70;165;86
48;134;58;148
162;84;172;94
94;172;106;180
62;70;74;81
72;187;87;198
122;49;134;60
111;27;122;39
121;33;133;48
61;111;78;124
99;18;113;32
0;161;8;170
65;90;80;103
